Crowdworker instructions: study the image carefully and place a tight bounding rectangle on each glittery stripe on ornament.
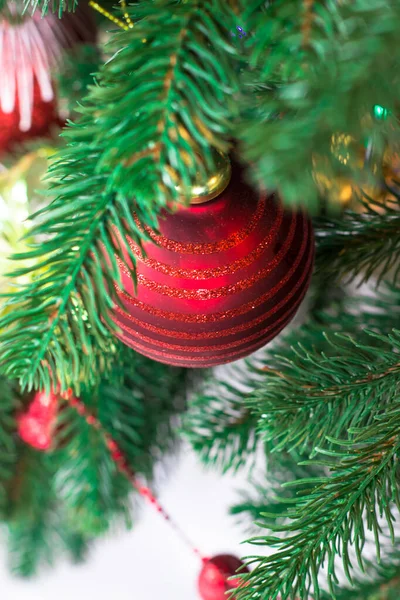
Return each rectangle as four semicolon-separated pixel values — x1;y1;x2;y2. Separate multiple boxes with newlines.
113;291;304;353
117;213;299;301
114;245;314;366
113;251;310;340
115;215;311;324
134;195;266;254
116;322;287;365
124;203;284;279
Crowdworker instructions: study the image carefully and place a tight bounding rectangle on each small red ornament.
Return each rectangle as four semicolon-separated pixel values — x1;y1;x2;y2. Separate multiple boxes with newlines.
111;160;315;367
0;2;97;154
198;555;249;600
17;389;59;451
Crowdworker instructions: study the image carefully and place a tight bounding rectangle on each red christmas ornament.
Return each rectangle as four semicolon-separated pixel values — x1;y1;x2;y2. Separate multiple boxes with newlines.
17;389;59;451
198;555;249;600
0;2;97;154
111;159;315;367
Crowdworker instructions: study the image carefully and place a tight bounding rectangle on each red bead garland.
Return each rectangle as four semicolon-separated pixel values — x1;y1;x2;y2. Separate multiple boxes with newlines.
19;388;250;594
63;389;204;560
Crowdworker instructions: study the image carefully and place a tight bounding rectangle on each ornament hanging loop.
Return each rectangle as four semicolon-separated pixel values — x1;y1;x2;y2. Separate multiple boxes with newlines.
176;151;232;205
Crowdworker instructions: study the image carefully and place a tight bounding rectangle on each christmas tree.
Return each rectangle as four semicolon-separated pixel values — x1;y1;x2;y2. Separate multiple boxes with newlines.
1;0;400;598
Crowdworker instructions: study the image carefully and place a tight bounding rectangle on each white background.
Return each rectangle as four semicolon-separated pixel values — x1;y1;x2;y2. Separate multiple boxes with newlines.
0;446;256;600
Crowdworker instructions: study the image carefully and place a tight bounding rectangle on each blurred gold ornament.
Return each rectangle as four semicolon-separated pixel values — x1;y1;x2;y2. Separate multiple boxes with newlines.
313;131;392;210
314;169;389;211
383;148;400;189
329;133;364;169
313;170;353;207
0;147;54;301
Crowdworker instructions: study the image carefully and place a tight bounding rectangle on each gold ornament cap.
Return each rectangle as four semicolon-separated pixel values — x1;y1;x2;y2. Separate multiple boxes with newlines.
175;152;232;205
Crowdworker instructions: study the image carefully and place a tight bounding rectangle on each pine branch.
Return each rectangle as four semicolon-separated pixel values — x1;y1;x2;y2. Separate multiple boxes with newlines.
231;451;324;527
91;0;240;205
248;290;400;455
0;0;241;393
5;445;91;576
23;0;78;17
239;0;400;210
53;348;185;534
238;408;400;600
57;527;90;566
55;413;132;536
183;374;258;474
315;195;400;285
55;44;100;116
6;448;58;577
320;548;400;600
0;378;19;516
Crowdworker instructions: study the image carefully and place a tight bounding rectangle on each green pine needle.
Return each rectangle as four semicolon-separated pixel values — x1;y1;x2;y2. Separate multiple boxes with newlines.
0;0;241;394
238;411;400;600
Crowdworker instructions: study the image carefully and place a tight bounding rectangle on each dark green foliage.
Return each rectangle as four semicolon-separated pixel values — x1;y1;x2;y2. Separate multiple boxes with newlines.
0;378;18;516
247;289;400;455
0;347;186;575
92;0;240;205
224;286;400;599
55;406;132;536
0;0;242;394
55;44;100;115
6;448;59;577
5;447;90;576
231;451;325;526
97;346;186;476
184;283;400;598
320;547;400;600
182;367;258;473
315;194;400;286
54;347;186;537
238;0;400;210
238;409;400;600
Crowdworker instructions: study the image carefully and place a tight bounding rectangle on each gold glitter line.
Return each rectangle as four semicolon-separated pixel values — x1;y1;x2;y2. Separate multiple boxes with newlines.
120;0;134;29
134;197;266;255
121;204;284;280
113;258;311;340
88;1;129;30
115;218;314;324
118;213;298;301
113;294;303;353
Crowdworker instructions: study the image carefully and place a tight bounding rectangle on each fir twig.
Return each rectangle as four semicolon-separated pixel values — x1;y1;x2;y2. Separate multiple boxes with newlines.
247;290;400;455
23;0;78;17
315;195;400;285
239;0;400;209
238;410;400;600
0;0;240;392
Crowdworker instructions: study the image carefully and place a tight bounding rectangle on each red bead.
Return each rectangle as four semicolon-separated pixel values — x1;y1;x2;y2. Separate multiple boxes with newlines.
0;4;96;155
76;403;86;416
198;555;249;600
111;448;124;463
17;390;59;452
107;439;118;453
110;162;314;367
